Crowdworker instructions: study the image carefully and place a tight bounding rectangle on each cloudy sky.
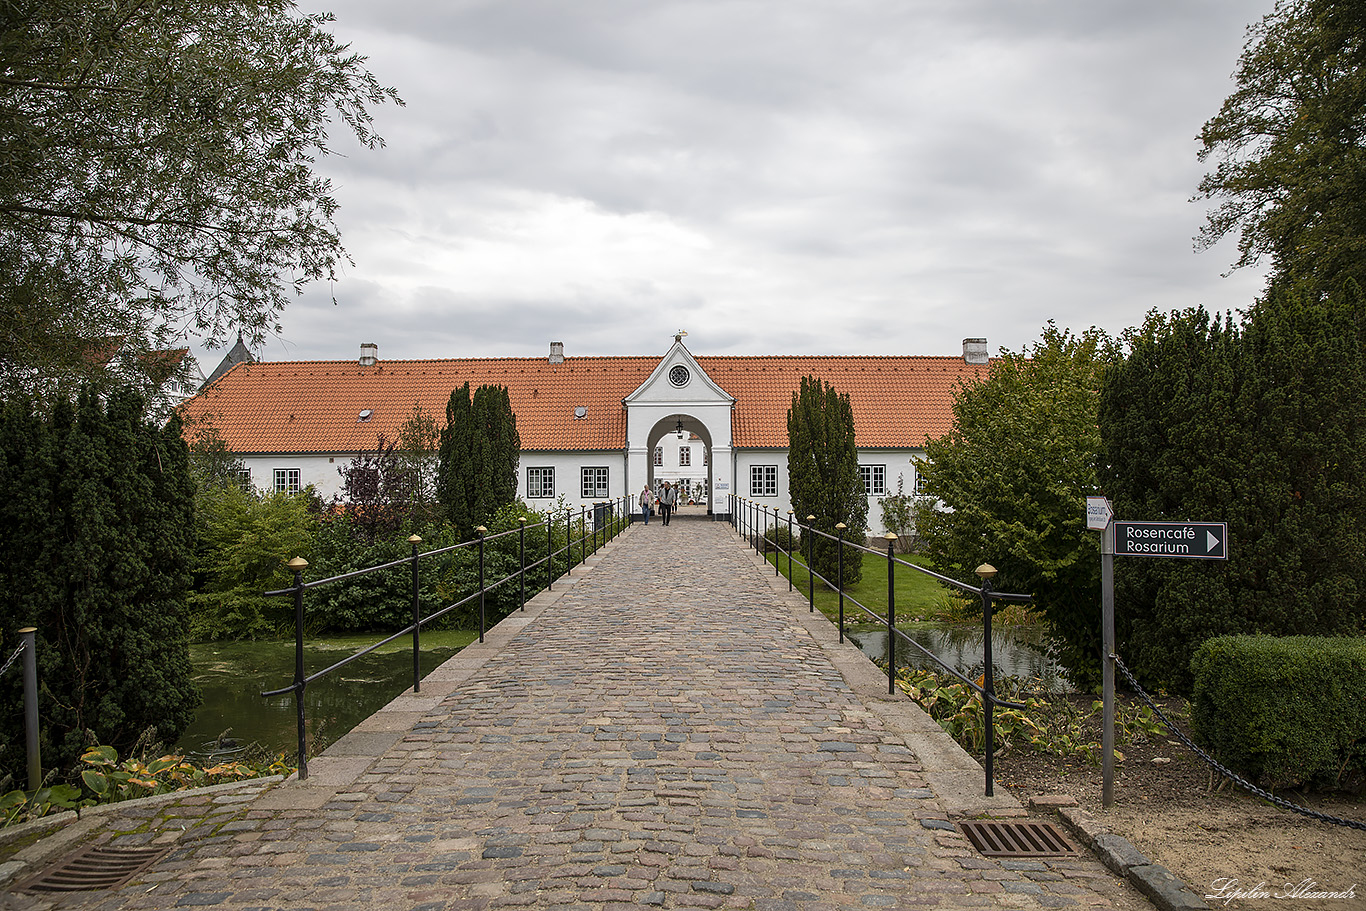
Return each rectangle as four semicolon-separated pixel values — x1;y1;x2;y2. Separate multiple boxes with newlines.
207;0;1275;370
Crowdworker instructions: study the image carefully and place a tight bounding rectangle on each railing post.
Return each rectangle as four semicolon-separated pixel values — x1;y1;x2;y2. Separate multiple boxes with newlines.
477;527;488;642
519;517;527;611
287;556;309;780
408;535;422;694
976;564;998;797
835;524;846;643
580;505;587;566
885;534;897;695
19;627;39;791
786;510;794;590
546;510;553;590
564;508;572;576
806;515;816;612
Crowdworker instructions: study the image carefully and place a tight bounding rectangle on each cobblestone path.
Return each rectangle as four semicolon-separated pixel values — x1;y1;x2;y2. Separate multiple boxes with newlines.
1;521;1152;911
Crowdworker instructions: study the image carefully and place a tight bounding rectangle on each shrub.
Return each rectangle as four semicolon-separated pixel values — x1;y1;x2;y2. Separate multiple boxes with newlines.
1191;635;1366;790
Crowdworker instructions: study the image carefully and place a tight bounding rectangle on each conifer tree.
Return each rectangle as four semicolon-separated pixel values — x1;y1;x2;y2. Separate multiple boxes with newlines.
1099;286;1366;692
787;376;867;585
437;383;520;538
0;386;199;777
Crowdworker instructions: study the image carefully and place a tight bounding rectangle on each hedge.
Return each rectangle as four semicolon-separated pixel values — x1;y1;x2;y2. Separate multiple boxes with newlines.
1190;635;1366;790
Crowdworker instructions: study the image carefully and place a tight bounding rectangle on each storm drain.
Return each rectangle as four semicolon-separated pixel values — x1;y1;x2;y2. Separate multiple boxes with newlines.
14;844;170;893
959;820;1076;857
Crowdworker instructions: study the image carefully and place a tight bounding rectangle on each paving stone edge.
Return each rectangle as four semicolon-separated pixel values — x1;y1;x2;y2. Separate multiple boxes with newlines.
1035;798;1210;911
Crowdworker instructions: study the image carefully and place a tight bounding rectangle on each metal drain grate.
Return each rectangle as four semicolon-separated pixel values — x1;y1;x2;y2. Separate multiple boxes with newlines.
14;844;170;893
959;820;1076;857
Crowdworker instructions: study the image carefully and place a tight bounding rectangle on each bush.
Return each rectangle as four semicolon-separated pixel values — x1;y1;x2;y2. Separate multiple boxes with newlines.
1191;635;1366;790
762;523;799;557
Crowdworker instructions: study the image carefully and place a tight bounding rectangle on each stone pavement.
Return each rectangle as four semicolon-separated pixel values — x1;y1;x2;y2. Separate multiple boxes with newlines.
1;520;1155;911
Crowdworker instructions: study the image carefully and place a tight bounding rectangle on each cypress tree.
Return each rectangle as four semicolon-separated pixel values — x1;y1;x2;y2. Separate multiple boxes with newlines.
0;386;199;778
437;383;520;538
787;376;867;585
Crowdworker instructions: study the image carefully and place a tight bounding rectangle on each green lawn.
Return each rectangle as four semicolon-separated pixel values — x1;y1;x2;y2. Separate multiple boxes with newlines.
761;548;976;626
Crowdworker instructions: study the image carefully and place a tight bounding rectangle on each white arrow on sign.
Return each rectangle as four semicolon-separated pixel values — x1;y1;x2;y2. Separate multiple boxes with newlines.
1207;530;1221;553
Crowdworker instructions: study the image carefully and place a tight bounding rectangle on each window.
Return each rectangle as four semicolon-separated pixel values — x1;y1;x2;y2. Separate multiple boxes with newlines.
581;467;609;499
234;468;252;493
527;466;555;498
273;468;301;494
678;446;691;467
860;464;887;496
703;449;708;466
750;465;778;497
913;470;928;496
669;365;690;387
653;446;663;466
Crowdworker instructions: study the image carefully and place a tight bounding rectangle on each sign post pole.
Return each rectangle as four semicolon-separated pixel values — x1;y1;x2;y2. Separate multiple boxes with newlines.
1101;517;1116;808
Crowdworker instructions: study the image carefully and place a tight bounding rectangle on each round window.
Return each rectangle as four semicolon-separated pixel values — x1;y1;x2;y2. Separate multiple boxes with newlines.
669;365;690;387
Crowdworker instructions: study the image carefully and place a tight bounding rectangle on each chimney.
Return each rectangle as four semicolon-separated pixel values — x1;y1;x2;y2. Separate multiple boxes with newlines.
549;341;564;365
359;343;378;367
962;338;988;365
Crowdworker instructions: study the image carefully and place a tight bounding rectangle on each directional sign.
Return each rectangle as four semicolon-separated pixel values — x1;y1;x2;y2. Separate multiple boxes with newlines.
1085;497;1113;531
1113;521;1228;560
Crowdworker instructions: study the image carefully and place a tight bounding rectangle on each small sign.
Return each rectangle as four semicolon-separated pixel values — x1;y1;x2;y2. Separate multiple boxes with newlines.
1113;521;1227;560
1086;497;1113;531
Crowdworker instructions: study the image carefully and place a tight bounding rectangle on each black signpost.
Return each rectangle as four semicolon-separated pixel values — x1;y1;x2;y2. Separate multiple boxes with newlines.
1092;506;1229;807
1113;521;1228;560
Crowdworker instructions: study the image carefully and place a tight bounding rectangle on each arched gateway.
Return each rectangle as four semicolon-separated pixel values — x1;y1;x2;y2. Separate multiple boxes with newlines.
623;336;734;517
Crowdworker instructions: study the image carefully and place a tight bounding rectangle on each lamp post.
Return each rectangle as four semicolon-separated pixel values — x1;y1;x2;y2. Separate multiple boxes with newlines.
975;563;998;796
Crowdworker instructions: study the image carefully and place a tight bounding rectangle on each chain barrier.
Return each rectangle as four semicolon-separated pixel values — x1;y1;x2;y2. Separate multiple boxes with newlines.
1111;651;1366;832
0;643;23;677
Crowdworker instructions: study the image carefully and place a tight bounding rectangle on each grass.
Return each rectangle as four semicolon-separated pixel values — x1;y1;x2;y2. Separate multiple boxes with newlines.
761;547;1038;628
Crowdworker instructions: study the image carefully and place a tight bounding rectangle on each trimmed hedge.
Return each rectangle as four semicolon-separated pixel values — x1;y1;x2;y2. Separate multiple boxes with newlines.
1190;635;1366;790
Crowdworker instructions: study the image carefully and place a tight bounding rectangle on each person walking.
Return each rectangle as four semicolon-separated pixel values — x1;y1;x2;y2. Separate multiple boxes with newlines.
659;481;677;526
638;484;653;525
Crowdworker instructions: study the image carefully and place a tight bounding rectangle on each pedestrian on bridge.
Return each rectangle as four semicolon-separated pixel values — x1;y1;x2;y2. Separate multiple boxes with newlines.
638;484;653;525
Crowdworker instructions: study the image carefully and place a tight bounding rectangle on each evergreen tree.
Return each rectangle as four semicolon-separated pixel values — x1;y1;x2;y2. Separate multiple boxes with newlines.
916;326;1118;687
1099;287;1366;693
437;383;520;538
787;376;867;585
0;386;199;778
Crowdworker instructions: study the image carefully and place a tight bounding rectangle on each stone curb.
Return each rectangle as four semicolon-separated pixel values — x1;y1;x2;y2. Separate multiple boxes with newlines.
1034;797;1209;911
0;775;282;888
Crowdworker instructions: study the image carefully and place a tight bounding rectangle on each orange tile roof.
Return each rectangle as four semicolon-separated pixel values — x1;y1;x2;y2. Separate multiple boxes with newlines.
179;354;989;454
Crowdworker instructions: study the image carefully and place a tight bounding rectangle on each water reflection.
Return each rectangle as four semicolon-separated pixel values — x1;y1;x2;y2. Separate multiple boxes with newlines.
846;623;1070;691
176;641;461;758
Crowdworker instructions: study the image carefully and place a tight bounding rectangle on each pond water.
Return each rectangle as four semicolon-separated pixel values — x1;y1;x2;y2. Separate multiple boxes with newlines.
175;640;463;760
845;622;1071;691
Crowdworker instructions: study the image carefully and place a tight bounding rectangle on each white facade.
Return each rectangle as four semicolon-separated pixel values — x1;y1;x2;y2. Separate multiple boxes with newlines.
232;341;931;533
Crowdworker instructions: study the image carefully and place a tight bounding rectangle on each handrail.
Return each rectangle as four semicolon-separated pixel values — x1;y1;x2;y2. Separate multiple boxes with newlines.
729;493;1033;797
260;495;631;779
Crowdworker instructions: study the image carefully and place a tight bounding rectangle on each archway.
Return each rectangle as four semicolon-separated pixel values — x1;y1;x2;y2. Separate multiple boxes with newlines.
645;414;714;515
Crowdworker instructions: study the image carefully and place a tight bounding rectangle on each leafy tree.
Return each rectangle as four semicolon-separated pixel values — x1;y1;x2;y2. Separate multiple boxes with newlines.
185;417;248;494
786;375;868;585
1196;0;1366;295
395;404;442;526
916;325;1119;688
1099;288;1366;693
0;386;199;776
437;384;520;537
0;0;401;387
189;486;316;640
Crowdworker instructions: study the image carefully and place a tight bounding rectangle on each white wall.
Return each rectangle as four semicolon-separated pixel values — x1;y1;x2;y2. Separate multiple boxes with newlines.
732;449;927;537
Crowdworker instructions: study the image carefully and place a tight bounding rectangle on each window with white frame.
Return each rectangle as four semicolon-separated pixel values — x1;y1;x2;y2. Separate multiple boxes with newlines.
234;468;253;493
527;466;555;498
653;446;663;466
581;467;609;499
750;464;778;497
678;446;691;467
703;449;708;466
273;468;301;494
913;470;928;496
860;464;887;496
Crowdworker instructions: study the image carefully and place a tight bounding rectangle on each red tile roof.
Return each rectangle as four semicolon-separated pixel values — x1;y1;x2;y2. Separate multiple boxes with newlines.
179;354;989;454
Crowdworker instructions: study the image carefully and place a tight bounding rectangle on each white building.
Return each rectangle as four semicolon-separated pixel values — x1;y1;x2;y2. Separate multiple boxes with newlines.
181;336;993;534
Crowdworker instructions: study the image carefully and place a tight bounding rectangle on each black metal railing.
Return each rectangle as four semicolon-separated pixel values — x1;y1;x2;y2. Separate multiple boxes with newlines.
261;497;631;779
728;494;1031;796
